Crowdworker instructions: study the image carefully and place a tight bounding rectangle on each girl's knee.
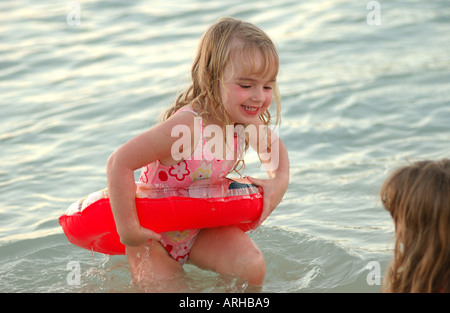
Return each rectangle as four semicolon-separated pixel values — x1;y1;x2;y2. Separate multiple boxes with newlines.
191;226;266;286
243;249;266;286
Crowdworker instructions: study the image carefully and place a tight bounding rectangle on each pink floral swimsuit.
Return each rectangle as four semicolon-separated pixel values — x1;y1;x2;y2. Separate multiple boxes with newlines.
138;107;239;265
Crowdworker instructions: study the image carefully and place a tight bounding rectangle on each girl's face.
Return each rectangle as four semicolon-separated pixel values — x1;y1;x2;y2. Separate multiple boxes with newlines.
219;50;276;125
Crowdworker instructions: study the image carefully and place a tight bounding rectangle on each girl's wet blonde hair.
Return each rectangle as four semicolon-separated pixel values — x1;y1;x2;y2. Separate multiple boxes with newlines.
380;159;450;293
162;17;280;174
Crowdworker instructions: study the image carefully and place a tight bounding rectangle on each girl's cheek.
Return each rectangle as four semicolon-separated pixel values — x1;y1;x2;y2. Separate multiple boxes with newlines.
230;84;243;95
220;84;232;104
265;91;273;106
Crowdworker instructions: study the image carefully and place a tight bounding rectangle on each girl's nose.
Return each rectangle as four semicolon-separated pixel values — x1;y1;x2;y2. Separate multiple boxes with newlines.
251;87;264;102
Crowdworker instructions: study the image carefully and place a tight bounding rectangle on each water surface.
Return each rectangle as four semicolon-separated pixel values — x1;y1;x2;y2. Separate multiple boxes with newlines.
1;0;449;292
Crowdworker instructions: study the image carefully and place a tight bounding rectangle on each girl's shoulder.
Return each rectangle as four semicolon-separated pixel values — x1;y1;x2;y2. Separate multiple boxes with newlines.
159;105;201;134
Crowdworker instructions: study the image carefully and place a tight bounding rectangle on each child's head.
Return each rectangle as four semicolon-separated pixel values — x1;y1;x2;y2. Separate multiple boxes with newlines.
167;17;280;126
380;159;450;292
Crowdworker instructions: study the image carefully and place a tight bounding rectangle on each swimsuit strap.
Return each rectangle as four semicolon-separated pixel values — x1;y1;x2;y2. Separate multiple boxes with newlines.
176;106;205;129
176;107;198;115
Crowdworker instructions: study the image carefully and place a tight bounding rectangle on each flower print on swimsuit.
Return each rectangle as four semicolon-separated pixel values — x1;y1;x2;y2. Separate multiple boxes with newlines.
168;161;190;181
192;161;213;180
166;230;192;243
216;159;236;178
140;165;150;183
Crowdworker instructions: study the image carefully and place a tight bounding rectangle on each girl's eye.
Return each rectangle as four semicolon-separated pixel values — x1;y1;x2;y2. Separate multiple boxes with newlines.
239;84;251;89
264;86;273;90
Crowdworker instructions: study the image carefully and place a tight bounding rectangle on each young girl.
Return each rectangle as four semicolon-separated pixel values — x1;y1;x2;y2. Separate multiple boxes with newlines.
106;17;289;290
380;159;450;293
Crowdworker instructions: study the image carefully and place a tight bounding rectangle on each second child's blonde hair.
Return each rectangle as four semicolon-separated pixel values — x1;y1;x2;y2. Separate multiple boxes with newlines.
380;159;450;293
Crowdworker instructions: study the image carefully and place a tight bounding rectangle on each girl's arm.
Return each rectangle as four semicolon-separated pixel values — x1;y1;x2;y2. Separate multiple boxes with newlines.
246;125;290;227
106;112;197;247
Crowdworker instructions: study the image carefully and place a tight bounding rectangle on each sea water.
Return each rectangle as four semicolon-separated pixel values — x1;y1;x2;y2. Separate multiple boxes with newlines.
1;0;449;292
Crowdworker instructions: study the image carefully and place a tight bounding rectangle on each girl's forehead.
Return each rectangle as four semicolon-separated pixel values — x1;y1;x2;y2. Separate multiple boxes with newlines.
226;48;278;81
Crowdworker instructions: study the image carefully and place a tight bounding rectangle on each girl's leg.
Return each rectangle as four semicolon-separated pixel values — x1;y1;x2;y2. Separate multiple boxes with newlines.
126;240;186;292
188;225;266;289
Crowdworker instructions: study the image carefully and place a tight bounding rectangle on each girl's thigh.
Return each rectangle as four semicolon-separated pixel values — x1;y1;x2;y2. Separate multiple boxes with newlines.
188;225;265;286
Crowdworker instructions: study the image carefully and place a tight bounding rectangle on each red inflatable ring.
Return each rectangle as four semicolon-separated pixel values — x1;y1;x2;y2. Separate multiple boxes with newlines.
59;178;263;255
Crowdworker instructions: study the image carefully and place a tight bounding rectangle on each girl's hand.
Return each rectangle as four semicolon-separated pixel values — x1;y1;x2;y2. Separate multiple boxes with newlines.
246;176;288;229
118;225;161;247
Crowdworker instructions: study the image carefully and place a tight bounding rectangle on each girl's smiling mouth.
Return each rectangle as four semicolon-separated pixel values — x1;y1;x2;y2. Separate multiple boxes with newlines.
241;105;260;114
